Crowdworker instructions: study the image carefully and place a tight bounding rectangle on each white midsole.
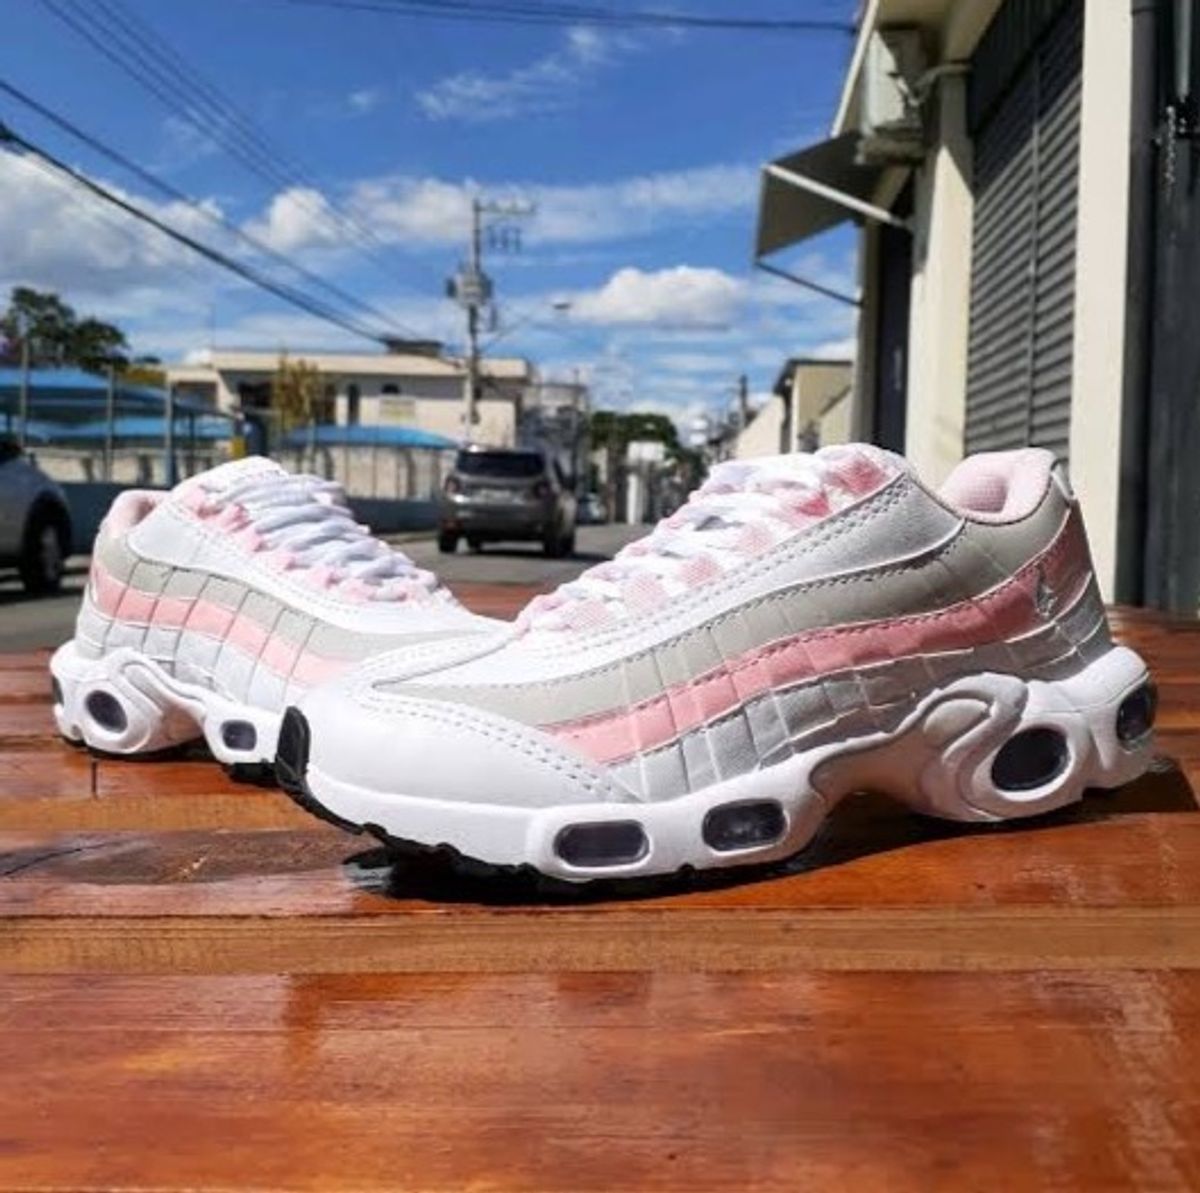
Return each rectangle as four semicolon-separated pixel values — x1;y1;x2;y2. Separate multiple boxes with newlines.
50;639;282;766
301;644;1155;881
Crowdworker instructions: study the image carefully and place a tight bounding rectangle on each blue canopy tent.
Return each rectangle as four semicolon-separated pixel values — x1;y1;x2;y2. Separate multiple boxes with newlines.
0;367;238;482
0;367;219;423
51;415;233;442
280;423;457;450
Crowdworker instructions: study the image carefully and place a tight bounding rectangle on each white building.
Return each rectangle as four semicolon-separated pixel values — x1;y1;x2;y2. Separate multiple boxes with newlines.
756;0;1200;613
166;346;535;448
732;359;853;460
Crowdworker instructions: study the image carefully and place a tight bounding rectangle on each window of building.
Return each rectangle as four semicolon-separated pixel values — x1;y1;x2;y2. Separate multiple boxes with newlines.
347;382;361;426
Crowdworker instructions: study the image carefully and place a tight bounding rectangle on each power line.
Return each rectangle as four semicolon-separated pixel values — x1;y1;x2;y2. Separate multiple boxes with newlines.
282;0;854;33
0;120;392;345
0;77;409;340
39;0;441;305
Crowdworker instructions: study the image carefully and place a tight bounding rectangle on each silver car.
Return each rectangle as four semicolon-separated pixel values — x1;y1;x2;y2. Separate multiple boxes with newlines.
0;438;72;594
439;446;576;558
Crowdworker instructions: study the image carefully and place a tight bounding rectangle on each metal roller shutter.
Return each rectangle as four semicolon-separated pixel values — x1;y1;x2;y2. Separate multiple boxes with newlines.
965;0;1083;464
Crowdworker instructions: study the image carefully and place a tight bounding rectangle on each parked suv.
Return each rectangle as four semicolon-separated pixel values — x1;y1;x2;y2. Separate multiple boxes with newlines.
439;446;576;558
0;438;72;594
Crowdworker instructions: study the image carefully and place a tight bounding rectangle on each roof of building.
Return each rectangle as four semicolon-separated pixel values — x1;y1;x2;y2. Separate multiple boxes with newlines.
43;415;233;442
0;367;221;418
169;349;534;381
772;357;854;396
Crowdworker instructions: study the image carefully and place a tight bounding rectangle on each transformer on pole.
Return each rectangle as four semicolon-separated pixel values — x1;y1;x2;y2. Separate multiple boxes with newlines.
447;197;534;441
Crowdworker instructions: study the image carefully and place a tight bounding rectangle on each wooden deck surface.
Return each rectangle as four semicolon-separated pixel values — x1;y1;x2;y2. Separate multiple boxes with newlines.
2;590;1199;1190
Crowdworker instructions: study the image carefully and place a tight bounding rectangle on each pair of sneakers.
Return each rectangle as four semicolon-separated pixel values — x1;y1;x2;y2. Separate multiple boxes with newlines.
50;447;1156;885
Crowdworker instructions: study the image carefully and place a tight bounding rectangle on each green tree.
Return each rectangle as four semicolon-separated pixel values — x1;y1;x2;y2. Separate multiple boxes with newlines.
271;354;327;432
588;408;706;509
0;286;129;371
69;316;130;374
588;409;703;474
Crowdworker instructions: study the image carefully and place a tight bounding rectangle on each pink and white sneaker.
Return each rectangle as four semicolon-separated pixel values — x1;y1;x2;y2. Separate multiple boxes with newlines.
50;457;498;768
278;445;1156;882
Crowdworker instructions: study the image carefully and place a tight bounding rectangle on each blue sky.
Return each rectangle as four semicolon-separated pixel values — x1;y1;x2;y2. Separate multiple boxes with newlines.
0;0;859;426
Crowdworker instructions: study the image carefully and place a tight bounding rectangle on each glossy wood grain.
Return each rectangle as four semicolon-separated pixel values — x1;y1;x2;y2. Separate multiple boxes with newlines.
0;600;1197;1190
1;971;1197;1191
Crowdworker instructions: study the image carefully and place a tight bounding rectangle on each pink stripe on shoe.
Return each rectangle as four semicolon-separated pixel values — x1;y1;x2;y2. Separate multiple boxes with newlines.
85;559;349;690
548;511;1093;765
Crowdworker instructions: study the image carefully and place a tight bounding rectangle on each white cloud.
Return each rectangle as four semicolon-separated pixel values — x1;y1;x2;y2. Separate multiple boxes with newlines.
528;164;754;244
347;87;384;115
345;176;473;246
416;25;630;123
650;351;734;374
0;151;221;297
808;335;857;360
569;266;743;328
236;161;754;255
245;186;344;253
153;116;221;173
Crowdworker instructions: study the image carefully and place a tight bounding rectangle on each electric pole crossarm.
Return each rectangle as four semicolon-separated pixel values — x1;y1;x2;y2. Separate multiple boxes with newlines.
447;196;535;441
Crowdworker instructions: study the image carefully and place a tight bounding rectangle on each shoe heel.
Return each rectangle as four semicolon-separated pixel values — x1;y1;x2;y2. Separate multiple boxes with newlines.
917;645;1155;824
809;646;1155;825
50;642;199;755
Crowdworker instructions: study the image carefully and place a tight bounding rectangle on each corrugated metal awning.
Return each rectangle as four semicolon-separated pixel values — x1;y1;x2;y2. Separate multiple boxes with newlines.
756;132;906;257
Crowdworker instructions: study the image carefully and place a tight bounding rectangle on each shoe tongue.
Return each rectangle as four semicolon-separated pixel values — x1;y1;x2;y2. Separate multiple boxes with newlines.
175;456;286;499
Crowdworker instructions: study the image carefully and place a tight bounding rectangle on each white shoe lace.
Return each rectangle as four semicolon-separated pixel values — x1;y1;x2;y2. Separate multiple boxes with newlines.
520;446;893;633
194;472;442;601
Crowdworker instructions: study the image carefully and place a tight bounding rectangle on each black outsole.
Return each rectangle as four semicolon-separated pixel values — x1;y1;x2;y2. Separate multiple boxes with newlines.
275;707;363;835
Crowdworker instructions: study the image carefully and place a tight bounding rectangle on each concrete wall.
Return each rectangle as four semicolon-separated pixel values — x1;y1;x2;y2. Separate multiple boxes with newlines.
173;367;523;449
34;449;227;488
791;363;853;451
733;396;785;459
818;390;853;446
417;396;517;448
1066;0;1133;599
275;445;453;501
904;72;974;486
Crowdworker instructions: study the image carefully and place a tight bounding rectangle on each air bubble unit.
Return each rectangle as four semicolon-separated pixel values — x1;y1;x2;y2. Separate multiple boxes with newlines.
84;689;128;734
221;720;258;751
554;821;648;868
1116;683;1157;746
702;800;786;852
990;727;1069;792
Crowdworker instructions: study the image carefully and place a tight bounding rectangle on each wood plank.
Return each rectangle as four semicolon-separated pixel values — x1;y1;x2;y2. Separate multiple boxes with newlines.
0;701;57;740
1;971;1197;1191
2;798;1199;973
7;905;1200;974
0;666;53;703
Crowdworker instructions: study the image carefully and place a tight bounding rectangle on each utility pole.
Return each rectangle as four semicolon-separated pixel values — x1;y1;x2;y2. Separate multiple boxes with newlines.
104;361;116;482
448;197;534;441
164;382;176;488
737;373;749;429
17;331;29;452
463;199;485;438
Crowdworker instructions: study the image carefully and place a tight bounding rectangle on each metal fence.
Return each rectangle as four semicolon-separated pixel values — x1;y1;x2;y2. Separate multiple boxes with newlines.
29;440;456;501
274;442;456;500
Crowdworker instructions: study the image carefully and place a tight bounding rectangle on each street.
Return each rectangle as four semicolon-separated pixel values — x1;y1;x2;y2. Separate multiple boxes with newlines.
0;522;645;652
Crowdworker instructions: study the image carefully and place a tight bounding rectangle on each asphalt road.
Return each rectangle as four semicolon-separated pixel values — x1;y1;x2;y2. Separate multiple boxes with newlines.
0;522;646;653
